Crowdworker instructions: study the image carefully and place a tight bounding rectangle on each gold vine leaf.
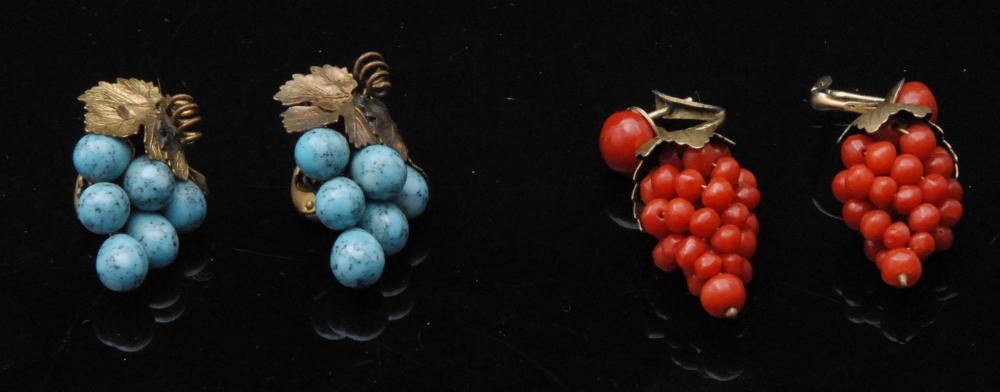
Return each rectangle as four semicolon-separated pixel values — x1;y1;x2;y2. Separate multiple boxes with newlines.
274;65;358;133
78;78;163;137
852;102;932;133
660;127;713;149
343;102;379;148
280;105;342;133
357;96;410;161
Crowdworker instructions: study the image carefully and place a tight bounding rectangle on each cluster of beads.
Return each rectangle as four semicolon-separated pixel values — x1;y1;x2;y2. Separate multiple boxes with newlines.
294;127;428;288
830;81;962;288
74;135;206;291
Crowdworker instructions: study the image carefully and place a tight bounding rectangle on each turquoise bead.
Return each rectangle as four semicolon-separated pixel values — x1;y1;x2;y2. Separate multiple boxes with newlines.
77;182;131;234
330;228;385;288
96;234;149;292
161;180;207;233
295;127;350;181
126;212;179;269
391;166;429;219
315;177;366;230
350;145;407;201
358;202;409;256
73;134;132;182
124;155;176;211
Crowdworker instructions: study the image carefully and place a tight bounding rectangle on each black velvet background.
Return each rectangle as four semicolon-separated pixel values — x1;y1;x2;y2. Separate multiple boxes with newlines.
2;1;998;390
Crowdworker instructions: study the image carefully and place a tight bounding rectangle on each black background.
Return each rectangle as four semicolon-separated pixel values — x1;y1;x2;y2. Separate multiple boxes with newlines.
2;1;999;390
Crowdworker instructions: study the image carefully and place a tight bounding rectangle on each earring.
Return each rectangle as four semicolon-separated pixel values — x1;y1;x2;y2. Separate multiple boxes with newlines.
76;79;208;292
810;76;962;288
600;91;760;318
274;52;428;289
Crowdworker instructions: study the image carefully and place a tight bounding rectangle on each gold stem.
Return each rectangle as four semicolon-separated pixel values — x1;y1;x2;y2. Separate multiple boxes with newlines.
898;273;909;287
810;76;885;114
724;307;739;318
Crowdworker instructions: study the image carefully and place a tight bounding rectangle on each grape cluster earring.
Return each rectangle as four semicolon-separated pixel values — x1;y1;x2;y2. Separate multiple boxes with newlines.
811;77;962;288
75;79;208;292
274;52;428;289
600;91;760;318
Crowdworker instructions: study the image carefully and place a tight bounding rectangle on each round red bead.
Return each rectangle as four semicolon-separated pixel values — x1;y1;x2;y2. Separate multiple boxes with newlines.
599;110;655;175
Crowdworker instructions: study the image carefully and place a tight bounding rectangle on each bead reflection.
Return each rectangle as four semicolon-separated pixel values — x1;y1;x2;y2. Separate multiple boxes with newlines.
643;266;749;381
832;251;957;344
90;242;212;352
603;172;641;231
310;239;425;341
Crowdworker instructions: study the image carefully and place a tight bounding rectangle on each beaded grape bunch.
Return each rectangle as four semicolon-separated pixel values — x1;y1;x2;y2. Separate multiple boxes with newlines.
812;77;962;288
275;53;428;289
75;79;208;292
601;92;760;318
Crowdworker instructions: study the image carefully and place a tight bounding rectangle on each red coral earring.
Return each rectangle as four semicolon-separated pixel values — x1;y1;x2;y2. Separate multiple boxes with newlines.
811;76;962;288
600;91;760;319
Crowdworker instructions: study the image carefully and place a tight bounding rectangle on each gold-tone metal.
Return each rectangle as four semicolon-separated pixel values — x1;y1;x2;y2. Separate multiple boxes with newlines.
77;79;209;197
810;76;958;177
274;53;416;164
629;91;732;227
277;53;425;218
79;78;163;137
73;175;91;211
353;52;391;99
274;64;358;133
290;167;320;221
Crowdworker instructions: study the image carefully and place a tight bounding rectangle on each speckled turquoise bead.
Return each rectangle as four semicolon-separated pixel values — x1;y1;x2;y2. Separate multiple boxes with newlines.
126;212;179;269
123;155;176;211
73;134;132;182
161;180;207;233
331;228;385;288
315;177;366;230
391;166;429;219
350;145;407;201
96;234;149;292
295;127;350;181
77;182;131;234
358;201;409;256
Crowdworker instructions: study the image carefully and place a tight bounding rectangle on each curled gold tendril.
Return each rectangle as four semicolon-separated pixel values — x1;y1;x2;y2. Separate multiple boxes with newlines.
353;52;391;99
164;94;202;143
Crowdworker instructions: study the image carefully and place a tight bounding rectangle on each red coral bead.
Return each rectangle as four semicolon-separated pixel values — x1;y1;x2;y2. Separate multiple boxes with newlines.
700;274;746;318
896;81;939;123
880;248;923;288
599;110;655;175
640;198;673;239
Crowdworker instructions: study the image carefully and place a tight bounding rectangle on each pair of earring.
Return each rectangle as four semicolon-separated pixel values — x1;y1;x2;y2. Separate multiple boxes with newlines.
601;77;962;318
73;52;427;293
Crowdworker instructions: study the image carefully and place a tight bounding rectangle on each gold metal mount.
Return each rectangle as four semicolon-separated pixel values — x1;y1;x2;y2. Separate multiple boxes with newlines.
809;76;958;178
629;92;732;227
75;79;208;212
279;52;423;219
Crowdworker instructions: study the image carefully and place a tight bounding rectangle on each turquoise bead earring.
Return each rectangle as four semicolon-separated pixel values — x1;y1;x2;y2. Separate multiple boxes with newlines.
75;79;208;292
274;52;429;289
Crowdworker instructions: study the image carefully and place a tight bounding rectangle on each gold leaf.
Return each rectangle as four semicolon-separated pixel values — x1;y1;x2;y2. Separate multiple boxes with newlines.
78;78;163;137
377;120;410;162
169;148;190;180
274;65;357;106
188;168;209;195
660;125;714;149
343;103;378;148
357;96;410;161
851;102;933;133
274;65;358;133
635;138;664;160
143;120;167;161
280;106;341;133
